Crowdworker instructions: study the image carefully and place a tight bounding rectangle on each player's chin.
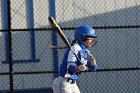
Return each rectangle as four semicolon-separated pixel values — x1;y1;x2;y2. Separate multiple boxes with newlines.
87;44;93;47
89;42;95;47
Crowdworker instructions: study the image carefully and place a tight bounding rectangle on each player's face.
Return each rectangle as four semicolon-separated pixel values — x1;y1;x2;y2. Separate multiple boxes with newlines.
83;37;95;47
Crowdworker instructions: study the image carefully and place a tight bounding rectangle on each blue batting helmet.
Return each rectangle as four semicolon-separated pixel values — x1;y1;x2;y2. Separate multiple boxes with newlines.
74;25;97;41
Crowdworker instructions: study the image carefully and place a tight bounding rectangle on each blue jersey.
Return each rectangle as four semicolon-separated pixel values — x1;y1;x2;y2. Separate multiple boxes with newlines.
57;42;98;80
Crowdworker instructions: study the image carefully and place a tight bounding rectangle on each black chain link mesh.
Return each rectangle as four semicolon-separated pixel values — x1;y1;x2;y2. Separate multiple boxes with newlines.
0;0;140;93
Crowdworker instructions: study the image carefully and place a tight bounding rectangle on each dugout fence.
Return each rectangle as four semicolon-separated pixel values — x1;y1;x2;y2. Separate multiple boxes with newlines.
0;0;140;93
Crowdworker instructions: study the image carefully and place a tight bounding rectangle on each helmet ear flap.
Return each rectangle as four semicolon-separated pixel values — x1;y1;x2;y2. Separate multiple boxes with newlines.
81;35;87;41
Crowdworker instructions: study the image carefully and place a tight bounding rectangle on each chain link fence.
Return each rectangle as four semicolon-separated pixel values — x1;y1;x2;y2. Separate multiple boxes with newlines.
0;0;140;93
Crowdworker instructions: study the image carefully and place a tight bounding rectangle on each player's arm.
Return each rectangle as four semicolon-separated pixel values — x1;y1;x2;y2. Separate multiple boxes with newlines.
67;46;87;73
67;62;87;73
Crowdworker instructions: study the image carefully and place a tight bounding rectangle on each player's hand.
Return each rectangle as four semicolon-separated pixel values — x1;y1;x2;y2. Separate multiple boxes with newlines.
78;65;87;71
88;54;96;66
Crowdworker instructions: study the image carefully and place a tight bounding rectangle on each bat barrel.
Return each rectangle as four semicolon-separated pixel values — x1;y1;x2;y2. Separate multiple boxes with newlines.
48;16;83;65
48;17;55;24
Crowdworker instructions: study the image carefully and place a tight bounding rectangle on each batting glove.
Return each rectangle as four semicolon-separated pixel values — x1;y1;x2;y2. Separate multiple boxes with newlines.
78;65;87;71
88;54;96;66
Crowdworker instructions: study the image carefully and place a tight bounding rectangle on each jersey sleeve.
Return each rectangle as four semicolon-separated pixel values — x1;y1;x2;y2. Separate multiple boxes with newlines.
67;44;81;74
67;45;79;62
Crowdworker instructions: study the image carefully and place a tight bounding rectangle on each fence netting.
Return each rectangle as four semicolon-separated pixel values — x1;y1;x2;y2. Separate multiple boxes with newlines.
0;0;140;93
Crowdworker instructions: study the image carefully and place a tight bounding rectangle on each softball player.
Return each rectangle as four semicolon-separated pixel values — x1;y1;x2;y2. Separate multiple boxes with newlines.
52;25;98;93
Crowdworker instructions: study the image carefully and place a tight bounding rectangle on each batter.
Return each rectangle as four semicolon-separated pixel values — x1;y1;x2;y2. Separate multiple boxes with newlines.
52;25;98;93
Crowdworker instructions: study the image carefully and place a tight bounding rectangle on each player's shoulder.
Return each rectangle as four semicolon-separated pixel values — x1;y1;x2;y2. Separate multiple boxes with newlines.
71;43;82;53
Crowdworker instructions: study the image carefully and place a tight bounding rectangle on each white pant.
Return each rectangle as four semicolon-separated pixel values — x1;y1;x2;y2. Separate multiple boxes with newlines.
52;76;80;93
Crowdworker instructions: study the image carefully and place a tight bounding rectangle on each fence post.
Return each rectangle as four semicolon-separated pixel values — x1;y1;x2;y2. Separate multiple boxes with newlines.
7;0;14;93
49;0;58;77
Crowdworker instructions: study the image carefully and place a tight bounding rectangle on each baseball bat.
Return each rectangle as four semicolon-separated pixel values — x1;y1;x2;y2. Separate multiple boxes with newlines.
48;16;83;65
